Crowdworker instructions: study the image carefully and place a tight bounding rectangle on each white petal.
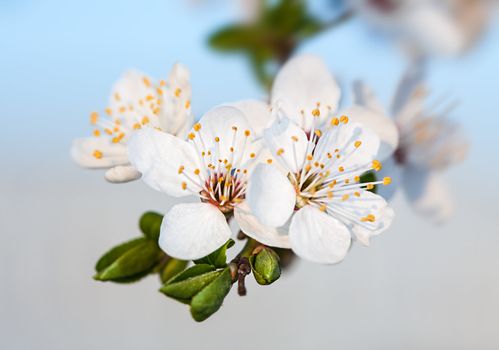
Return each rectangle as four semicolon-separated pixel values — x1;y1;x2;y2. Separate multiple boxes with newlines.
228;99;273;138
234;201;291;248
403;167;453;224
390;58;426;117
316;121;379;171
247;163;296;227
71;137;128;169
345;191;395;246
339;105;398;161
271;54;341;132
159;203;232;260
128;128;201;197
289;206;351;264
104;165;141;183
196;105;254;165
352;81;385;114
263;117;308;173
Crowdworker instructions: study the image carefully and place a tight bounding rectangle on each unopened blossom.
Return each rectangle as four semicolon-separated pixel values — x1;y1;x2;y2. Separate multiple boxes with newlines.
128;104;272;260
234;55;396;264
353;62;468;223
71;64;193;183
347;0;491;56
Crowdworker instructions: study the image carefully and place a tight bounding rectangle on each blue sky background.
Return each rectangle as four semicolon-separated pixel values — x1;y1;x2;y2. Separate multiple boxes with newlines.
0;0;498;169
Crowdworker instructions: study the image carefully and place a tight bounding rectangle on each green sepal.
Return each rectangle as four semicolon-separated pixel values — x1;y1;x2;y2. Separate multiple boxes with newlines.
139;211;163;240
94;239;162;282
360;171;378;194
249;247;281;285
160;264;219;302
160;259;189;284
95;237;147;274
190;267;233;322
193;239;235;268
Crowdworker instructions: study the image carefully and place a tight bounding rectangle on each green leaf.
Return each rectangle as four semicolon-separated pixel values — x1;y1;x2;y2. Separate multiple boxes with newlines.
194;239;235;268
166;264;216;284
250;247;281;285
360;171;378;194
160;265;221;302
190;267;233;322
160;259;189;284
139;211;163;240
95;237;147;273
94;239;162;282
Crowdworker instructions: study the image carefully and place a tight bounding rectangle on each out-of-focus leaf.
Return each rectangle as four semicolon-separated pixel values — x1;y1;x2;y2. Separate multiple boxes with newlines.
190;267;233;322
194;239;235;268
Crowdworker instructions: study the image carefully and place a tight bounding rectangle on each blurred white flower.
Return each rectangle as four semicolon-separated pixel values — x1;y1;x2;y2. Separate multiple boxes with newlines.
234;55;396;264
348;0;490;56
353;62;468;223
71;64;193;183
128;104;273;260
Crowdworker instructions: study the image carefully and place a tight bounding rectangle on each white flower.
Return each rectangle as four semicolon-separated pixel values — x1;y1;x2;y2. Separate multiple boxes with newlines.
348;0;490;56
354;62;468;223
71;63;193;183
234;55;396;264
128;103;272;260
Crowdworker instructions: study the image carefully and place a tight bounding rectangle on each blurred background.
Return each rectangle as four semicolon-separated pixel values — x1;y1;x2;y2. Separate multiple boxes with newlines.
1;0;499;349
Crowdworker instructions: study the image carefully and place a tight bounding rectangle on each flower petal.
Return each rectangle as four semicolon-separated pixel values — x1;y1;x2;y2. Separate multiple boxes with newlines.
402;167;453;224
128;128;201;197
339;105;398;161
104;165;141;183
375;155;402;201
228;99;273;138
159;203;233;260
71;137;128;169
247;163;296;227
352;80;385;114
271;54;341;132
234;201;291;248
289;206;351;264
263;117;308;173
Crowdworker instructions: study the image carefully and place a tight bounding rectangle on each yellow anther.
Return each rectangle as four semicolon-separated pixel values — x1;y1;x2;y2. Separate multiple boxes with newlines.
314;129;322;137
340;115;349;124
244;130;251;137
267;159;273;164
174;88;181;97
243;169;248;174
338;166;345;172
178;166;185;174
230;147;234;152
187;132;195;140
327;153;332;159
291;135;299;142
133;123;141;130
354;176;360;182
90;112;99;124
354;191;361;197
372;160;382;171
354;141;362;148
104;128;113;135
214;137;220;143
185;100;191;109
119;106;126;113
93;129;101;137
145;94;154;102
114;93;121;101
277;148;285;156
383;177;392;186
143;77;151;87
361;214;376;223
327;192;334;199
331;117;339;126
181;182;187;190
193;123;201;132
232;126;238;131
159;80;166;87
194;169;200;175
250;153;256;158
305;164;312;172
319;204;327;212
93;150;103;159
142;116;150;125
314;161;319;167
342;194;350;201
312;108;320;117
306;154;313;161
218;177;224;183
345;179;350;184
366;184;375;190
105;108;112;116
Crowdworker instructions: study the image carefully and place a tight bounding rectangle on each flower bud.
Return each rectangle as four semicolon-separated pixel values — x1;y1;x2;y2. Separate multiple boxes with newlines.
139;211;163;240
249;246;281;285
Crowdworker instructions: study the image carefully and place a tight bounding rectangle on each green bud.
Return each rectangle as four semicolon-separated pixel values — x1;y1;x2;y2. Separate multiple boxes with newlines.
193;239;235;268
190;267;233;322
160;264;219;303
160;258;189;284
249;246;281;285
139;212;163;240
94;239;162;283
